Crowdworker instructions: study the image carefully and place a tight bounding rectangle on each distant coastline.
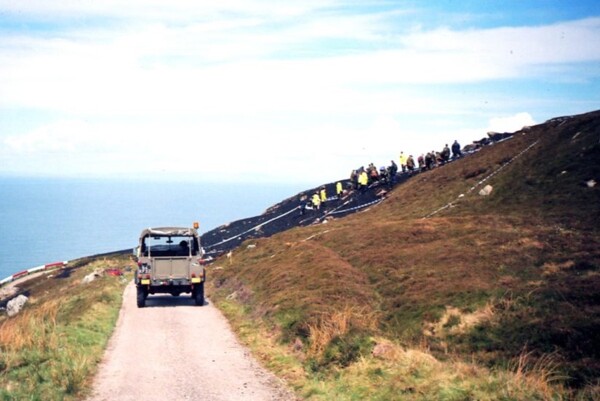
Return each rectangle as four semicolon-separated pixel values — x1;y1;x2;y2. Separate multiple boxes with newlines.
0;177;307;279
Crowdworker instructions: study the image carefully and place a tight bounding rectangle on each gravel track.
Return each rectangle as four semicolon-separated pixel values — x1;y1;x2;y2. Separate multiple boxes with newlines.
86;282;295;401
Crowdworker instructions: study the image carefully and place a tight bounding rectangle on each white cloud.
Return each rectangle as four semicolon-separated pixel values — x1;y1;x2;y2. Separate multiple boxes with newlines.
1;13;598;116
0;3;597;183
2;13;599;95
487;112;536;133
0;1;330;21
399;17;600;80
4;120;97;153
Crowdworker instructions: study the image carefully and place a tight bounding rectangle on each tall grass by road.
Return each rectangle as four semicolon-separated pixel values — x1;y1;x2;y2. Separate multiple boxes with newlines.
0;257;130;401
213;293;579;401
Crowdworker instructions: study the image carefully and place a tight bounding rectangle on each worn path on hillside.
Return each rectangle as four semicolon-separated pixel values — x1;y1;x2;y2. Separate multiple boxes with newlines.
86;282;295;401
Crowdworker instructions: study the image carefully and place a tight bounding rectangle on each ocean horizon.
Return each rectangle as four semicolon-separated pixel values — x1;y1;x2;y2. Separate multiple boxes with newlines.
0;176;309;280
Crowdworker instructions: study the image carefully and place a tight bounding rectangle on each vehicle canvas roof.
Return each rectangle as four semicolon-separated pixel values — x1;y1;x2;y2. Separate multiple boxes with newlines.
139;227;199;239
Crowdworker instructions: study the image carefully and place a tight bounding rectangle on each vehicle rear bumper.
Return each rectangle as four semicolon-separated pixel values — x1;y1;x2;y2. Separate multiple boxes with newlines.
144;284;192;294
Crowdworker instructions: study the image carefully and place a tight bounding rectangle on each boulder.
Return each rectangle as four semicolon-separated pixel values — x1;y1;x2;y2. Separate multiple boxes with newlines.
82;273;96;284
479;185;493;196
82;268;104;284
0;285;18;301
6;294;28;317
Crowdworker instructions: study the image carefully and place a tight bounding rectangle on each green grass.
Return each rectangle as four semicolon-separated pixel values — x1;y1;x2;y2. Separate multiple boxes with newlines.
0;256;131;400
213;292;570;401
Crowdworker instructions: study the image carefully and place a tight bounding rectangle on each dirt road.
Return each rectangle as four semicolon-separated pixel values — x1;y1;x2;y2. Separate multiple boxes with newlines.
86;283;295;401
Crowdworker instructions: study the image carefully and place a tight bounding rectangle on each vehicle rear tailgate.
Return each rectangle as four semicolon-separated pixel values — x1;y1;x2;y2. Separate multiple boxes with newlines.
152;257;189;279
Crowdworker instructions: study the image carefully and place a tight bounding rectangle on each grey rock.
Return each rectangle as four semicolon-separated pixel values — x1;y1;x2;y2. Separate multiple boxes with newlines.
7;294;28;317
82;273;97;284
82;268;104;284
479;185;493;196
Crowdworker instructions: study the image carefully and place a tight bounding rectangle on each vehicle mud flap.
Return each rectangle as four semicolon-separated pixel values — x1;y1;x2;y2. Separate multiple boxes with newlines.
136;286;147;308
193;283;204;306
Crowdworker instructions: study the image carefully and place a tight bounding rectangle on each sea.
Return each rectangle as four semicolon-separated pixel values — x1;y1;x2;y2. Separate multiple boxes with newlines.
0;177;307;280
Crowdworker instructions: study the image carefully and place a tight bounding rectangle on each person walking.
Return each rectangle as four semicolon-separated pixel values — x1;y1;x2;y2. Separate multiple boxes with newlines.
417;154;425;171
350;170;358;189
441;144;451;163
452;140;462;159
425;152;435;170
358;170;369;192
299;194;307;216
388;160;398;185
399;151;408;173
312;192;321;211
320;187;327;203
406;155;415;172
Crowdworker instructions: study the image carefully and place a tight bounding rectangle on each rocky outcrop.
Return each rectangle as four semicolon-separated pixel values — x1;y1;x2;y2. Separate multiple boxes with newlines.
6;294;28;317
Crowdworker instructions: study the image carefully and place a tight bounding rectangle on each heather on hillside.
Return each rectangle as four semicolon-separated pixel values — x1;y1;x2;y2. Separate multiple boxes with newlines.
209;110;600;400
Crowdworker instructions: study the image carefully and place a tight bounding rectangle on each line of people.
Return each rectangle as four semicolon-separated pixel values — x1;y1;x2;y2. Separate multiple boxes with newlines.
351;140;464;190
301;139;464;216
300;182;344;215
405;140;463;172
350;160;399;192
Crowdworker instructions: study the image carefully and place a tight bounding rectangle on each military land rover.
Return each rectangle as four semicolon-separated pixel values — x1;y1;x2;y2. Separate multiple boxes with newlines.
134;225;206;307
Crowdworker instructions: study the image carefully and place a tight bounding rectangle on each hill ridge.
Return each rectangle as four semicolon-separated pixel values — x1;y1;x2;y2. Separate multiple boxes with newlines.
208;109;600;399
200;116;544;256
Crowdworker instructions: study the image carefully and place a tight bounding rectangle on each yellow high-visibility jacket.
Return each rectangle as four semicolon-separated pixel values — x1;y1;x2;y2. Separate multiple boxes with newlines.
399;153;408;166
359;171;369;185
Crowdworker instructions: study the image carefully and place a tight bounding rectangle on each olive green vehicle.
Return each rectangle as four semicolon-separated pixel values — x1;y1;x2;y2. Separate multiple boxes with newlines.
134;226;206;308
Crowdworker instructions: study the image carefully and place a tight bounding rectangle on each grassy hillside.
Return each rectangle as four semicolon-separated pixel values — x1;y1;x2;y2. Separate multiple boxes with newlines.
209;110;600;400
0;255;131;400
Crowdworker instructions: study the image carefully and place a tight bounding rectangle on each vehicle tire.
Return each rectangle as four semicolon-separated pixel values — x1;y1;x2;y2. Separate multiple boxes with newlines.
136;287;146;308
194;283;204;306
171;292;181;297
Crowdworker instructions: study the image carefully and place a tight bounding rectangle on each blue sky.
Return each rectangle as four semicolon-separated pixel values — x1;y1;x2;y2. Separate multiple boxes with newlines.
0;1;599;184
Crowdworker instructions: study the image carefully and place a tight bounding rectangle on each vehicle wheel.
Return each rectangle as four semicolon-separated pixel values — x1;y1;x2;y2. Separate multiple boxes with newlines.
136;287;146;308
194;283;204;306
171;292;181;297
